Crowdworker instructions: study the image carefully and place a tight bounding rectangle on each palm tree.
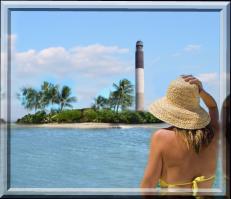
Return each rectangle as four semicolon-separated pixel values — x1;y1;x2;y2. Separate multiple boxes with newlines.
107;91;117;111
19;87;43;112
92;95;108;110
49;84;59;105
40;81;51;108
18;83;77;113
56;86;77;111
112;79;134;113
41;81;59;110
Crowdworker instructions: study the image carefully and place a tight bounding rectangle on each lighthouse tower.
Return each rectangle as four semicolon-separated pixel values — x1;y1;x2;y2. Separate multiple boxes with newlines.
135;40;144;111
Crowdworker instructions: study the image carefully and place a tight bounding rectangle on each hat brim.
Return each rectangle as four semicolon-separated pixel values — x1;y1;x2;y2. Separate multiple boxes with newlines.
148;97;211;129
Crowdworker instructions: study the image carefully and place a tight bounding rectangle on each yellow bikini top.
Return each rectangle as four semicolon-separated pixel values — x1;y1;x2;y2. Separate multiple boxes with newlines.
159;175;215;196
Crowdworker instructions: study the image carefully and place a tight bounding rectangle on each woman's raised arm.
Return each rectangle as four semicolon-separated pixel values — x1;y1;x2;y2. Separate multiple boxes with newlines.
182;75;219;131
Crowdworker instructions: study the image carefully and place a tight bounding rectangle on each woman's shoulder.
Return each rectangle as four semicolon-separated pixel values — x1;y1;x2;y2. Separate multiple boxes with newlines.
151;128;176;144
149;128;177;155
153;126;175;135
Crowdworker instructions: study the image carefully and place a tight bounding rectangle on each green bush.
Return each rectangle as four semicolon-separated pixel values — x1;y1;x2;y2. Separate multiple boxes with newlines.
117;110;145;124
33;111;47;123
96;109;119;123
143;112;162;123
43;112;56;123
80;109;98;122
16;108;163;124
117;111;130;123
17;111;47;124
53;109;81;123
136;111;147;123
116;110;162;124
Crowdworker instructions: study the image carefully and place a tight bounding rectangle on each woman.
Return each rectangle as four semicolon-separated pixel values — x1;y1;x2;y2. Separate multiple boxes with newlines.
140;75;219;196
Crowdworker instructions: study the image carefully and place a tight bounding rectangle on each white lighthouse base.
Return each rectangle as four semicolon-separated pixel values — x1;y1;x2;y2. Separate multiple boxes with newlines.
135;68;144;111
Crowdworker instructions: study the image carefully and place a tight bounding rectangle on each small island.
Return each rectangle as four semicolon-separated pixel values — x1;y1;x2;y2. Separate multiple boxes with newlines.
16;78;162;126
16;108;161;125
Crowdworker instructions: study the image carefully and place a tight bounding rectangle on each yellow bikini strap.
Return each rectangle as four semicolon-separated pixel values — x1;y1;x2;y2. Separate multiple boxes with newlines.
159;175;215;196
192;175;215;196
159;179;192;187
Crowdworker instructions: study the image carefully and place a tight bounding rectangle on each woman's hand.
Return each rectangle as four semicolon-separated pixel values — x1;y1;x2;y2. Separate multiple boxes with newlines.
181;75;203;93
181;74;219;131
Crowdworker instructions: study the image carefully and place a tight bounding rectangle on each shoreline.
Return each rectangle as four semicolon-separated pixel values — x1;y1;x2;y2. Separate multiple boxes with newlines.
11;122;170;129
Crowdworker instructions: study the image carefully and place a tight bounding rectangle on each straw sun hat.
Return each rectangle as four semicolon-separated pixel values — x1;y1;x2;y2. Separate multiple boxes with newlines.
148;77;211;129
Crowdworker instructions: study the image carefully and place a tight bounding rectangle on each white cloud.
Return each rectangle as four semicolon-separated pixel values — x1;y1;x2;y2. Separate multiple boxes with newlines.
171;44;202;57
71;44;129;55
184;44;201;52
196;72;218;84
12;44;131;79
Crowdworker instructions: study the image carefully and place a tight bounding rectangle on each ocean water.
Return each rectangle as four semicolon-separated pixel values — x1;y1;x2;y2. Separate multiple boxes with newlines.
10;126;223;189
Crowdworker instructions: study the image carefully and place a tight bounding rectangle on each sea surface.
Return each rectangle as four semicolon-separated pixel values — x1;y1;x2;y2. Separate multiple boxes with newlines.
10;125;223;190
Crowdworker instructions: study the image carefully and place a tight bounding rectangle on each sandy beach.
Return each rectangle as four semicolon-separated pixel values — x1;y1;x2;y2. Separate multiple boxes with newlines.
11;122;170;129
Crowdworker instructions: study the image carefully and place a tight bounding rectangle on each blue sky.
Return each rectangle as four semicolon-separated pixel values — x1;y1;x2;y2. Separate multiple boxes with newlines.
9;11;220;121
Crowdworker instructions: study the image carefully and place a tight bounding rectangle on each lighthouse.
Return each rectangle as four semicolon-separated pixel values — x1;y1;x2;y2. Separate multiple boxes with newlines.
135;40;144;111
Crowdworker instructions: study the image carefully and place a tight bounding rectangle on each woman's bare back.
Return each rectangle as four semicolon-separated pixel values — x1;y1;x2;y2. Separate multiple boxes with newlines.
159;127;219;188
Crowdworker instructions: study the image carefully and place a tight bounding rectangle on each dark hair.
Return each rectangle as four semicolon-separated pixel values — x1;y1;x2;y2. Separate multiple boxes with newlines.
173;123;215;154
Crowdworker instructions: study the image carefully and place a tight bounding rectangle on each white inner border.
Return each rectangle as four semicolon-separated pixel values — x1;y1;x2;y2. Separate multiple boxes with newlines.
0;1;230;197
